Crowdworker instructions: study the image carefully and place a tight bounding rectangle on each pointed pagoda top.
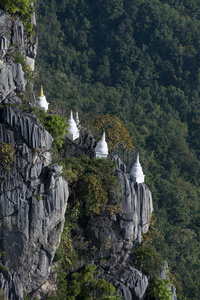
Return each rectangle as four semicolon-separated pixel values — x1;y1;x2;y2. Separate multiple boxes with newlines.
95;132;108;155
37;85;49;111
67;110;79;135
70;110;73;120
130;153;145;183
39;85;44;97
101;131;106;142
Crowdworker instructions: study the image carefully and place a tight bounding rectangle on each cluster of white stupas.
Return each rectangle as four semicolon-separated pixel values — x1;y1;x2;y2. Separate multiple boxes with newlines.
65;110;109;159
36;87;145;184
66;110;80;141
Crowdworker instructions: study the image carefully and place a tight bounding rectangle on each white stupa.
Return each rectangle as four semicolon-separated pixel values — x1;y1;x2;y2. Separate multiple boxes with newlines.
130;154;145;183
75;111;80;127
37;86;49;112
66;110;79;141
95;132;109;159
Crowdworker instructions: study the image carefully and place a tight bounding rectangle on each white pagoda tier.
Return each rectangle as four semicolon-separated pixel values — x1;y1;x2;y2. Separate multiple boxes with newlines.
37;86;49;112
130;154;145;183
66;110;79;141
95;132;109;159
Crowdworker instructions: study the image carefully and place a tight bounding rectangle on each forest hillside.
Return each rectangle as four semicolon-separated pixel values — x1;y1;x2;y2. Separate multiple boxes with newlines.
35;1;200;299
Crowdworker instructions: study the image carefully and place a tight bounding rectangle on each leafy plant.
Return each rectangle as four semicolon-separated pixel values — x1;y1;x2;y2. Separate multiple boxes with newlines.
147;279;173;300
132;243;164;280
60;156;120;216
89;114;134;152
36;195;41;201
14;51;33;81
32;107;67;149
65;264;121;300
44;114;67;149
0;252;9;273
0;143;14;171
0;0;35;32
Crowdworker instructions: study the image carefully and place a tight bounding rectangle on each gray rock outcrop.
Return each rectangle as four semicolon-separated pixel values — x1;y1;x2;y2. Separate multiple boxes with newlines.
64;127;97;158
0;8;69;300
0;9;37;105
114;155;153;243
70;154;153;300
87;216;149;300
0;106;68;299
160;261;177;300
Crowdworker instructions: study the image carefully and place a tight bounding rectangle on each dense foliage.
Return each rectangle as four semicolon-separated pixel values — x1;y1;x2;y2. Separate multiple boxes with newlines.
147;279;173;300
0;0;35;32
35;0;200;299
32;107;67;148
49;155;121;300
64;264;121;300
55;155;120;215
0;143;15;171
132;243;164;280
88;114;134;151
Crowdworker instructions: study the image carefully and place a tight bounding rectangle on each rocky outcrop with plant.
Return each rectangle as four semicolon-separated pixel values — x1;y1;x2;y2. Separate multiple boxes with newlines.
0;8;36;105
114;155;153;243
81;154;153;300
0;106;68;299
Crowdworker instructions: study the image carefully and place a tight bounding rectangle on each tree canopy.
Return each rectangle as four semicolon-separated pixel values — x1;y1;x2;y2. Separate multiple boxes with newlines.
34;0;200;299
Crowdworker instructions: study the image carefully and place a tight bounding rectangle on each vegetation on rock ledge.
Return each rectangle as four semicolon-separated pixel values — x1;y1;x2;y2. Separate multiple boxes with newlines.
0;0;35;32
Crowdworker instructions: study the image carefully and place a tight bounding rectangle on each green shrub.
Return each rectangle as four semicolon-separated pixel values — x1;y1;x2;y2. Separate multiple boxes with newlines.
14;51;33;81
148;279;173;300
65;264;121;300
54;214;78;273
32;107;67;149
44;114;67;149
0;252;9;273
132;243;164;280
0;0;35;32
0;143;14;171
36;195;41;201
60;156;120;216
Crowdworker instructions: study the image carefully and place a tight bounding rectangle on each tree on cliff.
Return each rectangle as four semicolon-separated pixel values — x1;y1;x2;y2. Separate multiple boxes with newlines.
89;114;134;152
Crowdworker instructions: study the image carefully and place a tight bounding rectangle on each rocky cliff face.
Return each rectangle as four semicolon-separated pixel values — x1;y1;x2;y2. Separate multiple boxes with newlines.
0;9;36;105
0;9;68;299
84;156;153;300
114;155;153;243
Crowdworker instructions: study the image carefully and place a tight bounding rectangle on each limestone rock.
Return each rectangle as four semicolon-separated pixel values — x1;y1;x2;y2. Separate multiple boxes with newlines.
0;61;16;101
0;9;37;104
0;106;69;299
113;155;153;242
0;106;52;150
101;265;148;300
84;212;149;300
64;127;97;158
160;261;177;300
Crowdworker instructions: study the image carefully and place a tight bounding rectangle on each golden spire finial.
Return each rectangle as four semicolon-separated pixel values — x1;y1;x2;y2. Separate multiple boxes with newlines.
39;85;44;97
